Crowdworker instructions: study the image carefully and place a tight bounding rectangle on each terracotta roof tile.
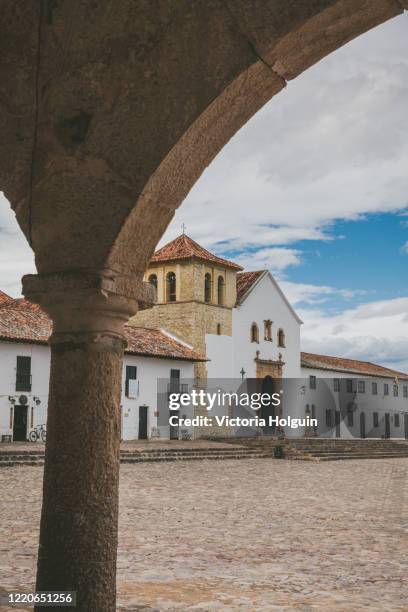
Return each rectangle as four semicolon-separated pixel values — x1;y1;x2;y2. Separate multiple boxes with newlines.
151;234;243;270
0;305;51;344
236;270;265;303
0;290;12;306
301;352;408;380
0;297;43;312
0;298;204;361
125;327;206;361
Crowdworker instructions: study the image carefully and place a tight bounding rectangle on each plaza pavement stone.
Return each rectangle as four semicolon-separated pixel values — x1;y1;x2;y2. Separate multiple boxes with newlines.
0;458;407;610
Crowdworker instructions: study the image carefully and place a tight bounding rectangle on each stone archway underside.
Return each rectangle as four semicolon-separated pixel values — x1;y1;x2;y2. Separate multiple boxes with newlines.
0;1;406;610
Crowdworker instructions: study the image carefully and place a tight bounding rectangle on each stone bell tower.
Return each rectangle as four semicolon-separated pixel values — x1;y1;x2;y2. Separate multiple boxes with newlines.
131;233;243;379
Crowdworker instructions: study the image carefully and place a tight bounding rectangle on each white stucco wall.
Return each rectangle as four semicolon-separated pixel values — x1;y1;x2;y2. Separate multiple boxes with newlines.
204;334;234;379
301;366;408;439
232;273;302;379
0;342;50;440
121;354;195;439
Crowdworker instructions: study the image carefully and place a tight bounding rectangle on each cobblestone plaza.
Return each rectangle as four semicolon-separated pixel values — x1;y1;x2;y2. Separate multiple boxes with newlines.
1;458;407;611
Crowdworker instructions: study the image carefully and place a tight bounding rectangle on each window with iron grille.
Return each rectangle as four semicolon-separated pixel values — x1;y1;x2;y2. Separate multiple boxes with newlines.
384;383;389;396
346;379;353;393
309;375;317;390
333;379;340;392
372;382;378;395
393;384;399;397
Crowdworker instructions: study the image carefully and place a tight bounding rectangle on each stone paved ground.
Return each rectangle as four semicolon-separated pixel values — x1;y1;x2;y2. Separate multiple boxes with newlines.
0;459;407;611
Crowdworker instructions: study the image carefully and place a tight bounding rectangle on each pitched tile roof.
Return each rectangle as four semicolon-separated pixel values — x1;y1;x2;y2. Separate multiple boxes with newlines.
125;327;206;361
0;304;51;344
236;270;265;303
151;234;243;270
0;290;12;306
0;299;204;362
0;297;43;312
301;352;408;380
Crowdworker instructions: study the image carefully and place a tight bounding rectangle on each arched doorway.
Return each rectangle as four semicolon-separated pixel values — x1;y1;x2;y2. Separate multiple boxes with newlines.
260;375;276;435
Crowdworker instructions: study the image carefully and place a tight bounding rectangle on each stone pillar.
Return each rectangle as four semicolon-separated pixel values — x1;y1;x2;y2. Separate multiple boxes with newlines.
23;270;153;612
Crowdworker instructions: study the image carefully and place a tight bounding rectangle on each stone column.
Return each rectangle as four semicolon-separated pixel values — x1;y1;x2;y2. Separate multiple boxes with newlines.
23;270;153;612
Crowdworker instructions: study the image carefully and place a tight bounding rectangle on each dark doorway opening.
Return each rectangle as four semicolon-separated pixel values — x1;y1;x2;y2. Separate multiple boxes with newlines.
138;405;148;440
13;405;28;441
384;413;390;439
335;410;341;438
360;412;366;439
260;376;276;435
404;413;408;439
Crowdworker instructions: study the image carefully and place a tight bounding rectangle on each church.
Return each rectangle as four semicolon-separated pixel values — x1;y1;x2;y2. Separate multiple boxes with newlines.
0;234;407;442
133;233;408;440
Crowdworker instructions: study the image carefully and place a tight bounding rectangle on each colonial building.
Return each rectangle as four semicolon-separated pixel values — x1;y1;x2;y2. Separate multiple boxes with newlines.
301;352;408;439
0;293;203;442
132;233;408;439
1;234;407;441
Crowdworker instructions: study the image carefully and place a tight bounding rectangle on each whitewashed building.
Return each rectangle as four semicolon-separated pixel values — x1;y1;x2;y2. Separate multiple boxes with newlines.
134;235;408;439
1;233;408;441
301;352;408;439
0;292;202;442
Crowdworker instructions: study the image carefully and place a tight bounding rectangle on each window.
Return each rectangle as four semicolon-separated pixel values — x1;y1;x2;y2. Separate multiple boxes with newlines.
277;328;285;347
393;384;399;397
333;379;340;392
16;356;31;392
372;382;378;395
216;323;221;335
309;375;317;390
217;276;225;306
148;274;157;290
394;413;400;427
325;409;332;428
358;380;365;394
204;273;212;303
373;412;379;428
166;272;176;302
250;323;259;343
264;320;272;341
384;383;389;396
148;274;158;301
170;368;180;393
125;365;137;398
346;379;353;393
403;386;408;398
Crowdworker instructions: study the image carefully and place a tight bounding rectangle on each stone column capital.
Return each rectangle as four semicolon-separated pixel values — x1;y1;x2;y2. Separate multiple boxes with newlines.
22;268;154;344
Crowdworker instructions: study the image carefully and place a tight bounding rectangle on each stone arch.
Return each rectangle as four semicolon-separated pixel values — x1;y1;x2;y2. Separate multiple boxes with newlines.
2;1;405;281
2;2;407;609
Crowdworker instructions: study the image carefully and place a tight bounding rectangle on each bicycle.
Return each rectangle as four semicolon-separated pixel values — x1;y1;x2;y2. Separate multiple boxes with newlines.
28;424;47;442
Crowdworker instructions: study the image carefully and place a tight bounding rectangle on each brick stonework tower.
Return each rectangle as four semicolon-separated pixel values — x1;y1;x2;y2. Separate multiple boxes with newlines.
131;234;242;379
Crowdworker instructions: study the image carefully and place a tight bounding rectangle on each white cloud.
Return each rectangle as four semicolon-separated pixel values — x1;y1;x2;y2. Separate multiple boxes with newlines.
234;248;302;272
165;13;408;259
279;280;368;306
299;296;408;372
401;241;408;254
0;192;36;297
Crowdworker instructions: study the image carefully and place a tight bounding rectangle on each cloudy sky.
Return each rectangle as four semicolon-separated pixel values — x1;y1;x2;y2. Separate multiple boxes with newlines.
1;12;407;370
